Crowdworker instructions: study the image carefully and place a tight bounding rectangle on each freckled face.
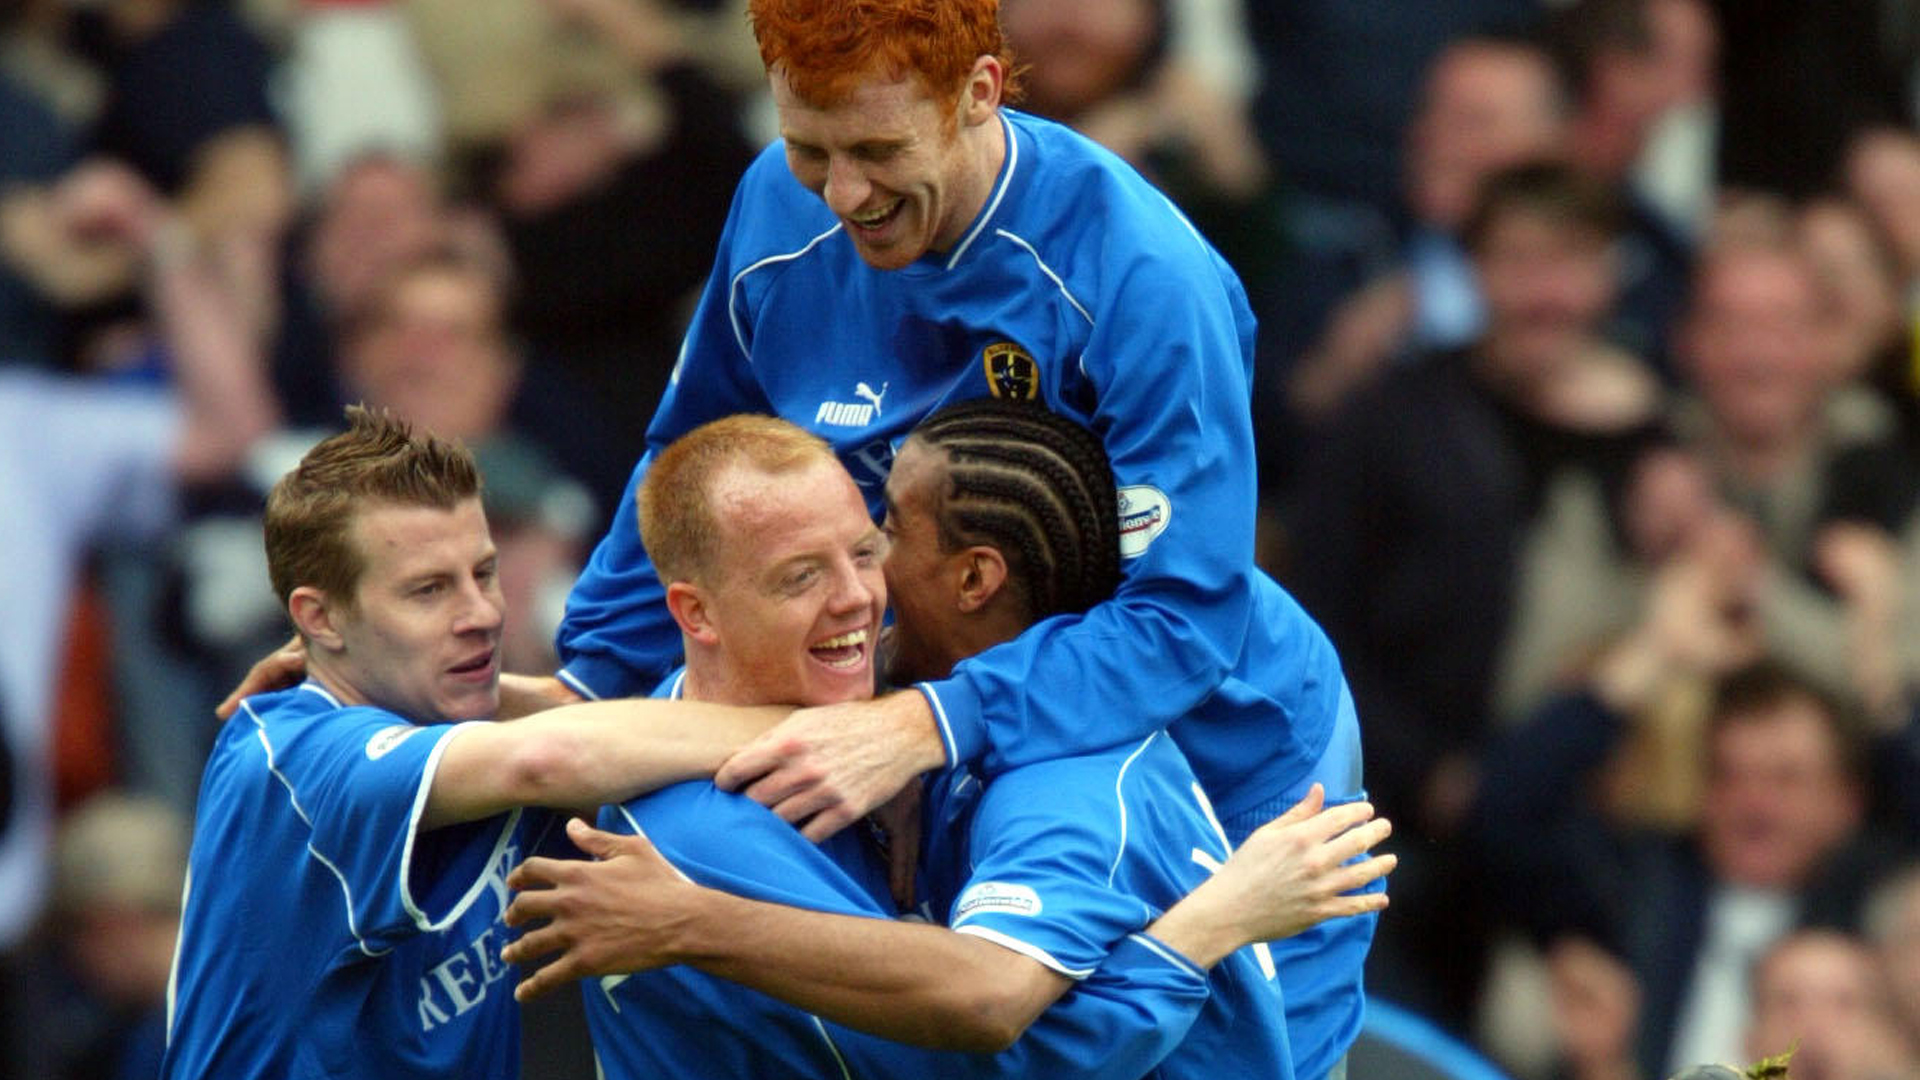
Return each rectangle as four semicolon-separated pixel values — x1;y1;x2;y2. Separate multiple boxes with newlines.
700;458;889;706
773;69;992;271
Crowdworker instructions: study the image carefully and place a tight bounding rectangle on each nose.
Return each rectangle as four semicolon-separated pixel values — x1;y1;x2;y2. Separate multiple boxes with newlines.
822;155;871;218
454;574;505;635
827;558;880;617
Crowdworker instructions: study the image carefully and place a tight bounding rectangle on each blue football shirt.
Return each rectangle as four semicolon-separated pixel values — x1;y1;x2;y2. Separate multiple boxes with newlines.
919;732;1296;1079
162;682;557;1079
584;674;1214;1079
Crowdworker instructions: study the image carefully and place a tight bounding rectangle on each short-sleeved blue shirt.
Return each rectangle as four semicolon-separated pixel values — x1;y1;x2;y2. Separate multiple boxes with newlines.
162;682;558;1079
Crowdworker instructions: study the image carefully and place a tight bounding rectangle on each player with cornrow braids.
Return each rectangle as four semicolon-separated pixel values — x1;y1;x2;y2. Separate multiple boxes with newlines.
904;399;1120;623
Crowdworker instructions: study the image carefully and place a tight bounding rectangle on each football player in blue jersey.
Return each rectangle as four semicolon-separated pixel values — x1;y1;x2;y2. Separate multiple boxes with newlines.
162;407;803;1080
543;2;1377;1074
504;406;1393;1078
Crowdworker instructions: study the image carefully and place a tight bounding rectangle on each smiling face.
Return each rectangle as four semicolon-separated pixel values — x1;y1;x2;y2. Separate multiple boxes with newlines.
318;497;504;723
688;457;887;706
773;64;1001;270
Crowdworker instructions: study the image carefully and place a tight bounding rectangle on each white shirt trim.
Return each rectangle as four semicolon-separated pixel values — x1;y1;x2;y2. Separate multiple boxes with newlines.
399;720;521;933
556;668;602;701
915;682;960;768
1106;733;1160;887
729;224;845;361
992;229;1094;327
300;680;343;708
1127;932;1206;980
955;923;1095;980
244;697;390;958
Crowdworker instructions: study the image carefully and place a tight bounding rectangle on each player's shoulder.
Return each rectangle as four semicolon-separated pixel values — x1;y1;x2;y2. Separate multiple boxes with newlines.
984;733;1192;824
999;110;1223;274
724;140;842;261
609;780;796;846
234;683;438;763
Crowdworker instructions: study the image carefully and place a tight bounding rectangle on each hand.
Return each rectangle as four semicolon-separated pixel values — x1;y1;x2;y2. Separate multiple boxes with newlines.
715;691;946;841
215;635;307;719
1152;785;1393;967
1547;937;1640;1080
1813;521;1901;608
1214;786;1394;942
501;817;704;1001
52;159;169;252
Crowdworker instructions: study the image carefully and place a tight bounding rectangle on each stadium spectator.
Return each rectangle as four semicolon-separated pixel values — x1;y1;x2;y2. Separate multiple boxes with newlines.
1795;196;1919;455
1243;0;1542;224
1476;660;1897;1079
1864;865;1920;1049
1670;238;1918;718
1286;160;1662;1028
1284;33;1569;424
1744;930;1918;1080
1491;229;1920;741
0;155;277;1078
1540;0;1698;373
338;247;598;674
37;793;187;1080
549;1;1375;1074
399;0;756;460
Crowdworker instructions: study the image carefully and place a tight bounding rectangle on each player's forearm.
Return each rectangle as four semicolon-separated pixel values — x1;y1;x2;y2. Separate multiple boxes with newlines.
1139;888;1247;971
670;891;1066;1052
425;700;789;829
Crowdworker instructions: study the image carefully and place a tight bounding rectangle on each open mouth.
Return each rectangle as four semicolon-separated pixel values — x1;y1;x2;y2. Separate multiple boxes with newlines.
847;201;903;236
447;649;496;678
809;628;870;670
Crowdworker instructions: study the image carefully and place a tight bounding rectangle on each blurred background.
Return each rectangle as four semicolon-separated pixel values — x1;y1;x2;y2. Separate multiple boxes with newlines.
2;1;1919;1078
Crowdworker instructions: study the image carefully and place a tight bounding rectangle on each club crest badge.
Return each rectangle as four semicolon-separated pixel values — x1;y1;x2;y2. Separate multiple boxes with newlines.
983;342;1039;400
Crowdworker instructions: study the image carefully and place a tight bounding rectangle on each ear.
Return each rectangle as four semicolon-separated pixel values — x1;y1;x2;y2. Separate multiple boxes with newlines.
665;581;720;645
955;546;1009;613
288;586;347;653
958;55;1004;129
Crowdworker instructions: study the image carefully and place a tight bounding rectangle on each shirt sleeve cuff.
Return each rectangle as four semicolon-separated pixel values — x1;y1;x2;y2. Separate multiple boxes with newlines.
915;676;983;770
1122;932;1210;982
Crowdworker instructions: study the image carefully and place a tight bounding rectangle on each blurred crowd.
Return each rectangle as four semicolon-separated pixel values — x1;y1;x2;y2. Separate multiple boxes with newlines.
2;1;1919;1078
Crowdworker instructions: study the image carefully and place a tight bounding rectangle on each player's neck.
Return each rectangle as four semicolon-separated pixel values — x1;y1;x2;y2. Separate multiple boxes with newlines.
934;111;1007;254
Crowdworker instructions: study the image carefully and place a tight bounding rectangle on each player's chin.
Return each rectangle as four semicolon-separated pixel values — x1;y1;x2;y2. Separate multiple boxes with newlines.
440;681;502;722
801;661;875;706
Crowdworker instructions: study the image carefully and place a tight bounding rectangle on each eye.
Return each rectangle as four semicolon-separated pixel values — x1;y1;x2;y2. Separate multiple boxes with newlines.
412;580;444;599
474;559;498;586
782;566;820;593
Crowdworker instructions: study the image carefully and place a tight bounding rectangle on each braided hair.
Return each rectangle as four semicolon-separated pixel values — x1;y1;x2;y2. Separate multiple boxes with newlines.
904;399;1121;622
